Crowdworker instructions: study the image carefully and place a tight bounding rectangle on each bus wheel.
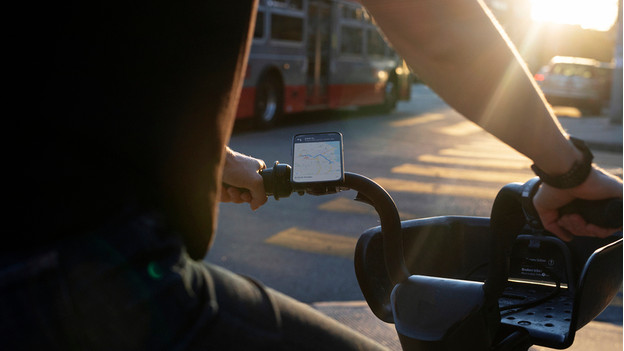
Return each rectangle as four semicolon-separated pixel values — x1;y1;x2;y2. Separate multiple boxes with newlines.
254;75;282;128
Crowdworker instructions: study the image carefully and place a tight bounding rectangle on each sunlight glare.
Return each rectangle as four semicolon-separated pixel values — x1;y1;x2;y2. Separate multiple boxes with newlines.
530;0;618;31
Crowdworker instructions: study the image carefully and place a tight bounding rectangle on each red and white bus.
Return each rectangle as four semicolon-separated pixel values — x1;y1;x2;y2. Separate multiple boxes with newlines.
236;0;412;128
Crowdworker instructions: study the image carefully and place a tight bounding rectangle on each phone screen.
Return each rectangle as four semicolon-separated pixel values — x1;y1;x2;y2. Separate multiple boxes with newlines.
292;132;344;185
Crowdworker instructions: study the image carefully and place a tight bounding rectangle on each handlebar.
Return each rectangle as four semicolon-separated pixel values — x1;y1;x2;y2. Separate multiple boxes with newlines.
259;161;410;285
259;162;621;289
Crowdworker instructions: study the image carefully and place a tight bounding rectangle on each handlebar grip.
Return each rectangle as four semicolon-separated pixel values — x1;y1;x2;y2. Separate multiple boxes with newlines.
259;168;273;194
558;198;623;229
260;161;294;200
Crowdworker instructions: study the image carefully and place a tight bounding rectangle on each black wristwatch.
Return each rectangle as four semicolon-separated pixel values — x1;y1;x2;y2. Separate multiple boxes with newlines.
531;137;593;189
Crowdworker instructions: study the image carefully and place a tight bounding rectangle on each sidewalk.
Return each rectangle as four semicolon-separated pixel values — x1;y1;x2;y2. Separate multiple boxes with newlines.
556;115;623;153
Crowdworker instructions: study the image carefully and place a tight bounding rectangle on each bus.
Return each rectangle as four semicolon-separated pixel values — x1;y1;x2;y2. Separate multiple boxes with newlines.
236;0;412;128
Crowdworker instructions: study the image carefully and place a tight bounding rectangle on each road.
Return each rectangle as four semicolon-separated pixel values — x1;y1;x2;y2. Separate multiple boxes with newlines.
206;84;622;349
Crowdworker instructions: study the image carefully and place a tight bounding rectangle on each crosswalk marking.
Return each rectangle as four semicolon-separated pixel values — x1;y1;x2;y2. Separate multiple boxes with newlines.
264;121;541;259
389;113;445;127
318;197;416;220
438;148;525;161
418;154;531;170
454;141;519;153
373;177;500;199
264;138;532;257
391;163;532;184
265;227;357;259
438;121;483;136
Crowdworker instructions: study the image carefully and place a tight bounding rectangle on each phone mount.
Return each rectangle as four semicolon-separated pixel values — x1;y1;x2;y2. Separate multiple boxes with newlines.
261;161;347;198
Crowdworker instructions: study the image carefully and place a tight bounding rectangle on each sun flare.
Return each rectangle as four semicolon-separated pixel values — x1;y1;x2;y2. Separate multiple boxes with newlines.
530;0;619;31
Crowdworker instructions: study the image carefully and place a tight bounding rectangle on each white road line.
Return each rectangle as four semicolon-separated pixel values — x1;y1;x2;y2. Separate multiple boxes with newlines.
390;113;445;127
437;121;484;136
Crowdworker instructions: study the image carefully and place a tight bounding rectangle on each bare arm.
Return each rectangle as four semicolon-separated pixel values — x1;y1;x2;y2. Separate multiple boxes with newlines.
361;0;622;239
221;146;268;211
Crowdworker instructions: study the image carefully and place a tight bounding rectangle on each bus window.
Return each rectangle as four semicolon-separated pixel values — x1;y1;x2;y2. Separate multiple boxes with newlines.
271;14;304;42
341;4;366;21
254;11;265;39
341;26;363;55
272;0;303;10
341;6;356;20
367;29;386;57
290;0;303;10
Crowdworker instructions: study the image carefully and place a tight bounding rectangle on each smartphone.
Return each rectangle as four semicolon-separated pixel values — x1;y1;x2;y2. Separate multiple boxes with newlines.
291;132;344;187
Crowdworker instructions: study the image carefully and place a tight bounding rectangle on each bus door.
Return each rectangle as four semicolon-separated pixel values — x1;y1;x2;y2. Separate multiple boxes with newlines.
306;1;331;107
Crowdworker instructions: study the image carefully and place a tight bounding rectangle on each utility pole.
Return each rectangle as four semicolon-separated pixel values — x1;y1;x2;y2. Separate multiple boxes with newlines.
609;0;623;124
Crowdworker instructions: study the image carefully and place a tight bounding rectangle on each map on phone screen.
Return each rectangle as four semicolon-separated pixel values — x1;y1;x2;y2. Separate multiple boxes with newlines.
292;138;342;183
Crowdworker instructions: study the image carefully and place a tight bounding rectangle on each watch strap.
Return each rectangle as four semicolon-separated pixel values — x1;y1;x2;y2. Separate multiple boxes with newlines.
531;137;593;189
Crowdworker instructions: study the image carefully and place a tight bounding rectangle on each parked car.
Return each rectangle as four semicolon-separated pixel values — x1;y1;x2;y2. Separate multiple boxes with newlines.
534;56;613;115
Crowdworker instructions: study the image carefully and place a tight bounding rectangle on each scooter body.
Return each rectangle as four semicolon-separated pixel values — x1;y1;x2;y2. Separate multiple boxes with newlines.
260;162;622;351
355;214;621;350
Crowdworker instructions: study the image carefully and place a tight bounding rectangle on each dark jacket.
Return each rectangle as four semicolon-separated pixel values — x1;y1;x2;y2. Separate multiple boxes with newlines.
5;1;257;260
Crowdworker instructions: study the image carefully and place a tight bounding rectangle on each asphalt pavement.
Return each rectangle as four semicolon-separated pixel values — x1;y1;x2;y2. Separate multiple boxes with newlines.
314;110;624;351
